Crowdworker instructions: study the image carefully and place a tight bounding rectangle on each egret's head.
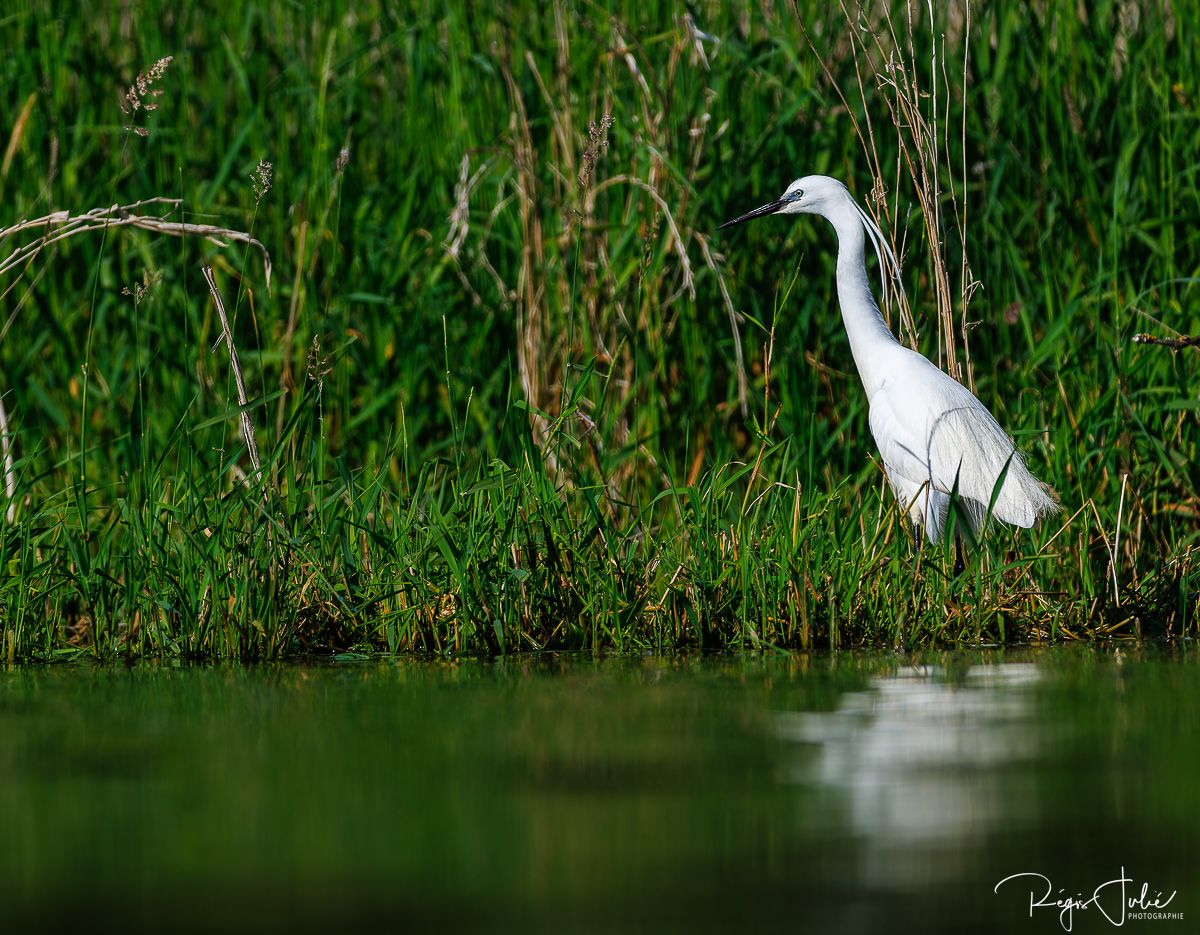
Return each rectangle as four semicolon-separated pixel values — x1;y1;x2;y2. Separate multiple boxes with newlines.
717;174;903;294
717;175;851;229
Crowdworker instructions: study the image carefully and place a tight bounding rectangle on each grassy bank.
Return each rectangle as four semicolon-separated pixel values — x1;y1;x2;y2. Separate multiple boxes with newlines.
1;0;1197;659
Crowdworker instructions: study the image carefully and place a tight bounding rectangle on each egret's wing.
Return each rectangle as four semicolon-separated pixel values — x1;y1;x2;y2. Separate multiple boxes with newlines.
868;358;1056;528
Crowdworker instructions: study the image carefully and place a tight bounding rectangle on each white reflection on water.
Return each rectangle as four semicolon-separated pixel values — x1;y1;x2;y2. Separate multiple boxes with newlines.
775;663;1042;887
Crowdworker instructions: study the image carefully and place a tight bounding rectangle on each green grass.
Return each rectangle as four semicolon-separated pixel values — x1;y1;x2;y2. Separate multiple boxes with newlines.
0;1;1197;659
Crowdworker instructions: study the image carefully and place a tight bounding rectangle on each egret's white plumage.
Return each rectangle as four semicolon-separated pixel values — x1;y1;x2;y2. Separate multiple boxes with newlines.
719;175;1058;542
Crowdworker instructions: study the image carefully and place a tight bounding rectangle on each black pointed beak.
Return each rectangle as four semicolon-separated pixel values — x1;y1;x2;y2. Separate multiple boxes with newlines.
717;198;787;231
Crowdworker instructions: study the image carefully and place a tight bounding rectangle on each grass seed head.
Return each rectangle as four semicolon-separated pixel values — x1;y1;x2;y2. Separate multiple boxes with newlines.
252;159;273;203
121;269;163;306
578;114;614;192
122;55;173;136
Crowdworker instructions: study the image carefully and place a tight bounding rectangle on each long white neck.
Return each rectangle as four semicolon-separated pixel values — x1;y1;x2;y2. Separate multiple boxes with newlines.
825;199;900;397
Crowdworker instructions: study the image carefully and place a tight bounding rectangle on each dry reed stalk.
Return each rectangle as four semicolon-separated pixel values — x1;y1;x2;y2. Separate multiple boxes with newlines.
552;0;576;194
523;49;575;205
203;265;262;478
500;138;625;501
741;325;782;515
797;10;918;347
0;197;272;287
801;3;979;386
441;152;507;317
491;15;748;510
445;154;473;261
695;233;747;415
866;2;969;385
1133;332;1200;350
0;389;14;522
2;92;37;181
498;48;564;480
589;175;695;300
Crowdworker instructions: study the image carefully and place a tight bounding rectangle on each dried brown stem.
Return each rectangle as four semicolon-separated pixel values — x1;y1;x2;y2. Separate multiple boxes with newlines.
0;389;14;522
696;233;747;415
1132;332;1200;350
203;266;262;478
803;3;978;386
799;8;917;347
589;174;695;300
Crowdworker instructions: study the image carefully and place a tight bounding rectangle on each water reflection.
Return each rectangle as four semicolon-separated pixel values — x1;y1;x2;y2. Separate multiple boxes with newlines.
2;652;1196;934
775;663;1043;889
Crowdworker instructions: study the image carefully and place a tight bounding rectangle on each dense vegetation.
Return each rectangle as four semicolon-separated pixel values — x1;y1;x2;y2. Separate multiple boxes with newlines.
1;1;1196;658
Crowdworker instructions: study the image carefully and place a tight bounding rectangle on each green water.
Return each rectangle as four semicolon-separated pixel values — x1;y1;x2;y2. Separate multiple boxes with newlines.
2;648;1196;933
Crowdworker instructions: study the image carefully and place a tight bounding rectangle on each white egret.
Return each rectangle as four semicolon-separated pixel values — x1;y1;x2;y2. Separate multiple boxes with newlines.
719;175;1058;546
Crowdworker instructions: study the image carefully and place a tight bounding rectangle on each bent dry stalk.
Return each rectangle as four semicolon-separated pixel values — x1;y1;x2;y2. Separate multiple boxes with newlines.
203;266;262;479
0;198;272;287
0;389;14;522
1133;332;1200;350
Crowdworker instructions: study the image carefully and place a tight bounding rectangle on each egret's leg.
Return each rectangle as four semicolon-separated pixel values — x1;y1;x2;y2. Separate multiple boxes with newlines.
953;532;966;577
911;523;923;550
